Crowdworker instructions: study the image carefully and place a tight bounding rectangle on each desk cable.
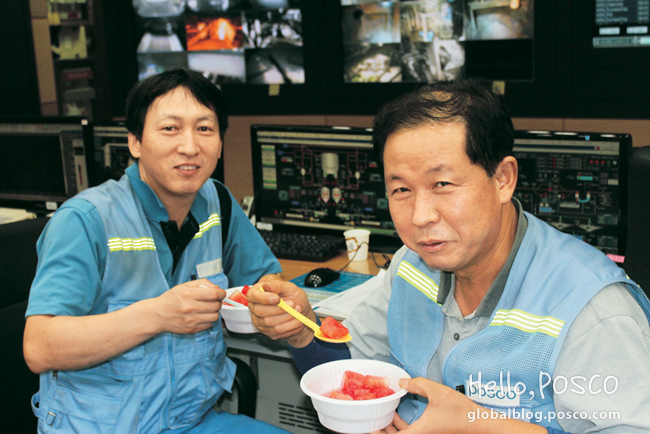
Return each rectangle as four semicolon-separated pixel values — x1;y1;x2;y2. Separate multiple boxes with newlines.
335;242;391;273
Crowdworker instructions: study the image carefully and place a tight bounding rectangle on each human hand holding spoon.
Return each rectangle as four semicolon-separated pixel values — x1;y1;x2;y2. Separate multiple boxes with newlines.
258;286;351;343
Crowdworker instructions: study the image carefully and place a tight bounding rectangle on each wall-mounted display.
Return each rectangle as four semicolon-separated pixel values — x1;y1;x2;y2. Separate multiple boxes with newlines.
593;0;650;48
100;0;650;119
133;0;304;85
340;0;534;83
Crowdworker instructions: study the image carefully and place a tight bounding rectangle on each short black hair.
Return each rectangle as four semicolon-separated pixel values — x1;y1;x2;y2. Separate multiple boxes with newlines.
125;68;229;143
372;77;514;177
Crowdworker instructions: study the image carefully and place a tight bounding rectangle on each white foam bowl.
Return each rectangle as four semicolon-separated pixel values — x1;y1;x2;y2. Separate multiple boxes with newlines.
300;359;410;434
221;287;258;334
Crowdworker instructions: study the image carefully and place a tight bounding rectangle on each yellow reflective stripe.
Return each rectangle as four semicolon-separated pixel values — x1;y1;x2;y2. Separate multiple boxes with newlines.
490;308;564;338
193;213;221;239
107;237;156;252
396;261;440;303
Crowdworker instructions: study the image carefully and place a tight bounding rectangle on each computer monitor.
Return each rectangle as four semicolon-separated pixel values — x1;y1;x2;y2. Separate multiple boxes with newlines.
250;124;402;253
92;123;225;184
92;123;133;183
513;130;631;255
132;1;304;85
340;0;534;83
593;0;650;48
0;117;94;213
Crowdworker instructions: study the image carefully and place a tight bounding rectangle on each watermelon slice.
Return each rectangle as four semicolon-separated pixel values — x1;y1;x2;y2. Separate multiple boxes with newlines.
352;388;376;400
320;316;349;339
373;387;396;398
241;285;250;296
341;370;365;390
363;375;390;389
328;390;353;400
327;370;396;401
224;289;249;307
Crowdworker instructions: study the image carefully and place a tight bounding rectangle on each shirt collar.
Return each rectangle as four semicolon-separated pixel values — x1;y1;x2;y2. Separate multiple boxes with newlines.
125;162;209;225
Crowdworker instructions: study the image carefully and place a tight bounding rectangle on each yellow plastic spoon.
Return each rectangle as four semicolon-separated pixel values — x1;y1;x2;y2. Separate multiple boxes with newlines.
258;287;351;343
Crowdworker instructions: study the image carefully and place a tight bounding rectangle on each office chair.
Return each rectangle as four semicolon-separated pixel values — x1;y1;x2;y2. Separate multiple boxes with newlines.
229;357;258;418
0;217;49;433
624;146;650;298
0;217;258;432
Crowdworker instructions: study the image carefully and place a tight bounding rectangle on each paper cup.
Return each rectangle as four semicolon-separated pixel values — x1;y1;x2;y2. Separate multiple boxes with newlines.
343;229;370;261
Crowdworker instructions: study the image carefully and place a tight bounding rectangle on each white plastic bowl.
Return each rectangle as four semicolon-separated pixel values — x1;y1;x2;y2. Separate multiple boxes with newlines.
220;287;258;334
300;359;411;433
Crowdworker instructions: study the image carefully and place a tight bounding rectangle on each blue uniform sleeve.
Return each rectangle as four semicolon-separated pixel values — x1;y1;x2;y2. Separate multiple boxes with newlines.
221;189;282;287
26;200;107;317
290;340;351;374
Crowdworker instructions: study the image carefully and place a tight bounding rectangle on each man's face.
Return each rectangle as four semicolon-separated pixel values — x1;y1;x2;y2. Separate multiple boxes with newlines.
384;122;510;277
128;87;221;209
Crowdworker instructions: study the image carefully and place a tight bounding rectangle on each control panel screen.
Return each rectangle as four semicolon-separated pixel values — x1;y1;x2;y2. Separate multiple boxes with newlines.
513;131;630;254
251;126;399;242
593;0;650;48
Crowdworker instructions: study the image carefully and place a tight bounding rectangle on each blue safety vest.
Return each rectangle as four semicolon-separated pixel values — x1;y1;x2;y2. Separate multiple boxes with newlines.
388;212;650;430
32;175;236;433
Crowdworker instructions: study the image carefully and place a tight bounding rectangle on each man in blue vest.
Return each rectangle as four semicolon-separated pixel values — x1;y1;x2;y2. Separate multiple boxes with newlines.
248;78;650;433
23;69;290;434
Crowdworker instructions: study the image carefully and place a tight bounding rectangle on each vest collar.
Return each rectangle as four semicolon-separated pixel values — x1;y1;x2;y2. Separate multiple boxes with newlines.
437;198;530;318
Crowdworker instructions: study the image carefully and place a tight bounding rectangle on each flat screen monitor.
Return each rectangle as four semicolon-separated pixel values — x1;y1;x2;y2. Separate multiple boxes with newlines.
593;0;650;48
513;130;631;255
132;0;304;85
340;0;534;83
251;124;402;253
0;117;94;212
93;123;133;183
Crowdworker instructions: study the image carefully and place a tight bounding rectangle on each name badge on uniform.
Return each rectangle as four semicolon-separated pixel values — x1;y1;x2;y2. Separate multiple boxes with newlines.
466;380;521;407
196;259;222;278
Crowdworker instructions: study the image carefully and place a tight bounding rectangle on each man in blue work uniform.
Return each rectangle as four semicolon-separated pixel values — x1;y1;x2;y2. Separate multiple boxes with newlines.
248;78;650;433
23;69;290;434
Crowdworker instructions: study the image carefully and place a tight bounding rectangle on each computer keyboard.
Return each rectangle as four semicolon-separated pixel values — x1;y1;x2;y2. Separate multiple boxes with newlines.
259;231;345;262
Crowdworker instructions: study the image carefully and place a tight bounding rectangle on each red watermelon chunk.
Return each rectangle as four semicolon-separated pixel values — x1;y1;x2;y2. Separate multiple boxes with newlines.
373;387;396;398
352;388;376;400
320;316;349;339
363;375;390;389
224;289;249;307
326;370;397;401
341;370;365;390
241;285;250;296
329;390;353;400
